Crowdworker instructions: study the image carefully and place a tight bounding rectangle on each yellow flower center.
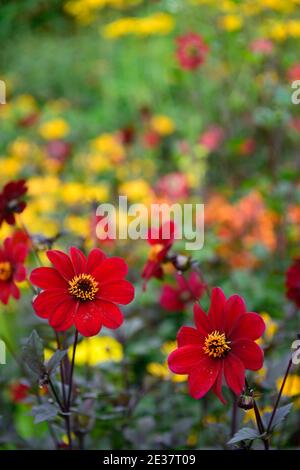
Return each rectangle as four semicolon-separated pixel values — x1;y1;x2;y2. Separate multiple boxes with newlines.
148;244;164;261
68;274;98;301
203;330;231;359
0;262;13;281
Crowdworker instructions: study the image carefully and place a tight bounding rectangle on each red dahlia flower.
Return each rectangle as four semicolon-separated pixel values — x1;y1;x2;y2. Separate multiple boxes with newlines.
142;221;175;290
160;272;206;312
0;179;27;227
285;259;300;307
30;247;135;337
168;287;265;403
176;33;209;71
0;236;28;304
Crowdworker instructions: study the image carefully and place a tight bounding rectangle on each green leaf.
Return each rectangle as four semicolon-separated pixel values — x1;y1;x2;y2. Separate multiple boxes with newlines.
22;330;45;376
227;427;261;445
263;403;293;431
46;349;68;376
31;404;58;424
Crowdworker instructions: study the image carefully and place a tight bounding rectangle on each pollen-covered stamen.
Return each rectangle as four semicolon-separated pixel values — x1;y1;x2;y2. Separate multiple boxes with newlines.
203;330;231;359
0;261;13;281
68;273;98;301
148;244;164;262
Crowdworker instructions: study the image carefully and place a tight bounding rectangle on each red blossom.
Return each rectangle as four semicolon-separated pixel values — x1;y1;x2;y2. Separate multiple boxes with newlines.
168;287;265;403
160;272;206;312
10;381;30;404
176;33;209;71
250;39;273;55
0;180;27;227
285;259;300;308
0;236;28;305
30;247;135;337
156;173;189;201
199;126;224;152
142;221;175;289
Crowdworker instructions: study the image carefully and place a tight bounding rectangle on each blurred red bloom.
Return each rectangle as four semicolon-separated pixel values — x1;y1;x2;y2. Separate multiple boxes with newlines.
287;63;300;81
0;236;28;305
176;33;209;70
250;39;273;55
0;179;27;227
142;130;161;149
168;287;265;403
45;139;72;163
286;259;300;308
142;221;175;289
30;247;135;337
160;272;206;312
237;138;256;156
199;126;224;151
10;381;30;404
156;172;189;201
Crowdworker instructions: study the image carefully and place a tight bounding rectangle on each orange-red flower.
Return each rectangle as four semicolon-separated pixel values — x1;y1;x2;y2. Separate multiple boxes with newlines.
0;180;27;227
0;236;28;305
30;247;135;337
168;288;265;403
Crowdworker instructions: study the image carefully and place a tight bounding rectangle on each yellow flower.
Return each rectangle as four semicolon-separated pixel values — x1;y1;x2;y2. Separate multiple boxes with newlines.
91;133;125;163
65;215;89;238
147;341;187;383
70;336;124;366
28;176;60;196
276;375;300;397
13;94;37;113
39;118;70;140
8;138;32;160
268;22;287;41
119;179;153;203
0;158;22;179
102;12;174;39
243;406;273;424
151;115;175;136
257;312;278;345
219;14;243;31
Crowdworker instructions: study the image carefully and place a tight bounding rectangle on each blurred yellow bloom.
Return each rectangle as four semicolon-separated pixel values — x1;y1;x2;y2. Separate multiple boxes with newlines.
8;138;32;159
276;375;300;397
219;15;243;31
186;433;198;447
88;153;112;173
91;133;125;164
257;312;278;345
65;215;89;238
147;341;187;383
102;13;174;39
70;336;124;366
267;22;287;41
119;179;153;203
39;118;70;140
243;406;273;424
28;176;60;196
13;94;37;113
0;158;22;179
151;115;175;136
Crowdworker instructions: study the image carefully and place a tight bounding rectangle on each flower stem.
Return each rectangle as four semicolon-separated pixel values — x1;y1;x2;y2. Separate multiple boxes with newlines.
67;329;78;410
266;357;293;435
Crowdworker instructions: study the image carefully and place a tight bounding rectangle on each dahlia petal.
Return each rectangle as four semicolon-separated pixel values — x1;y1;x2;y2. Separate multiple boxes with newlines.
230;313;265;341
49;299;76;330
212;360;226;404
14;264;26;282
13;243;28;263
93;257;128;284
168;345;203;374
33;289;68;319
0;283;10;304
10;282;20;300
231;339;264;371
86;248;106;273
208;287;226;330
69;247;87;274
160;286;184;312
224;353;245;395
98;280;134;305
47;250;74;281
94;299;124;329
188;356;220;399
177;326;202;347
30;267;68;290
74;302;102;337
223;294;247;335
193;303;211;337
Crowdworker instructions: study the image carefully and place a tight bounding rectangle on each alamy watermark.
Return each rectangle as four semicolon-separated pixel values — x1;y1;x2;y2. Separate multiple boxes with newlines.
0;80;6;104
291;80;300;104
0;340;6;365
95;196;204;251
